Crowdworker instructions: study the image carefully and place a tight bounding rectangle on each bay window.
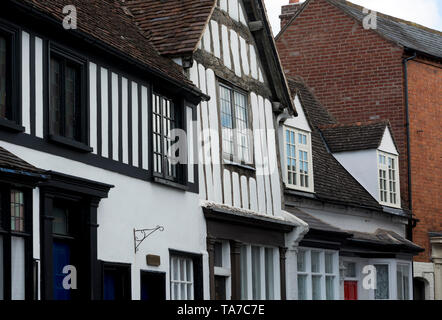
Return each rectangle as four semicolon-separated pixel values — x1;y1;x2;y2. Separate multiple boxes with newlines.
0;186;33;300
374;264;389;300
240;245;279;300
296;248;339;300
284;127;314;192
378;151;400;207
219;83;251;165
397;264;410;300
49;48;87;145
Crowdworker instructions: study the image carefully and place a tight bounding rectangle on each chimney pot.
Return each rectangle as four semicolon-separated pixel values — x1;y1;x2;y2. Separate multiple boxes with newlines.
289;0;300;3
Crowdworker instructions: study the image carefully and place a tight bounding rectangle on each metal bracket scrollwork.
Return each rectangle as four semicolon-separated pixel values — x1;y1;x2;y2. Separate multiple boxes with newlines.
133;226;164;253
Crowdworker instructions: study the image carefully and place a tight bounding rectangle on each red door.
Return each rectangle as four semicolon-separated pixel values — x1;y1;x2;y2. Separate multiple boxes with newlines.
344;281;358;300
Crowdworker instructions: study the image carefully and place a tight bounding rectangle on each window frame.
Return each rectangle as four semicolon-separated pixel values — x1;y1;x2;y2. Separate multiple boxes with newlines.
239;244;280;300
0;184;34;300
101;261;132;300
47;44;89;151
283;126;314;193
151;91;186;186
296;248;339;300
169;250;203;300
377;150;401;208
0;20;22;132
217;81;253;166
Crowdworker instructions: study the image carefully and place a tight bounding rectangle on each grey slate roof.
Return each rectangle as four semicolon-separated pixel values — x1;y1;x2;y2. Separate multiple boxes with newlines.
0;146;45;175
286;206;346;234
350;229;424;252
319;121;389;153
287;77;383;211
328;0;442;59
278;0;442;59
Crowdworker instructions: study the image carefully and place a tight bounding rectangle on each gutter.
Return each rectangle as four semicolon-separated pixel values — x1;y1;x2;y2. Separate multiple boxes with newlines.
403;52;417;241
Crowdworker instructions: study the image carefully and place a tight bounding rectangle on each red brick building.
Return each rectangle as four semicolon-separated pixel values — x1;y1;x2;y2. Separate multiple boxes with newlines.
276;0;442;299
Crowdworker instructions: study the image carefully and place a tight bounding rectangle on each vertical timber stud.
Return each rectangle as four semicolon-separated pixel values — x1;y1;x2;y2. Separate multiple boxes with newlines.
85;198;100;300
41;193;55;300
207;237;216;300
279;247;288;300
230;240;242;300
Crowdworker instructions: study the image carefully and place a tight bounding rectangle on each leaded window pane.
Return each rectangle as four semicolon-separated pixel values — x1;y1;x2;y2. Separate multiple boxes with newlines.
374;264;389;299
219;85;250;163
50;57;62;136
153;94;179;180
65;65;78;140
10;190;24;232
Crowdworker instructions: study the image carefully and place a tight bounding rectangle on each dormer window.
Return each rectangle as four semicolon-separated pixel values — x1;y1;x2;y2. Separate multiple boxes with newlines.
378;151;400;207
284;126;314;192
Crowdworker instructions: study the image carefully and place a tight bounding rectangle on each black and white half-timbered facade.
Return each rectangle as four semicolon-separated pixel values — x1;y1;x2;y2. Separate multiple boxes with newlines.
0;0;208;300
0;0;424;301
125;0;309;300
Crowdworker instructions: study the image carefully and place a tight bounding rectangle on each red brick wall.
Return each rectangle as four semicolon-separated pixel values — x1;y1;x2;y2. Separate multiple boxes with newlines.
276;0;410;209
408;60;442;261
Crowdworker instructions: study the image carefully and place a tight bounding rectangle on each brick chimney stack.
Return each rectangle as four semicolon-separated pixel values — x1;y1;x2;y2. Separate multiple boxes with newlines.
280;0;302;30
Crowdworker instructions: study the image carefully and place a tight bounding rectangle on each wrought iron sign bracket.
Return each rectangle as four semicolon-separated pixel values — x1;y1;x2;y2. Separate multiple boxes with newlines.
134;226;164;253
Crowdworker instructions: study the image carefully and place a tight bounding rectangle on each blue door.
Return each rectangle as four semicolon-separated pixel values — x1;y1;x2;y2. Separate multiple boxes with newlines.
103;272;116;300
53;241;71;300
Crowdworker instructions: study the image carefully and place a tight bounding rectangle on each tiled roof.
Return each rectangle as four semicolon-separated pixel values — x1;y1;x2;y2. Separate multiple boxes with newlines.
287;77;382;210
0;146;45;174
328;0;442;59
124;0;296;113
125;0;216;56
319;121;389;153
18;0;196;89
286;206;347;234
278;0;442;59
350;229;424;252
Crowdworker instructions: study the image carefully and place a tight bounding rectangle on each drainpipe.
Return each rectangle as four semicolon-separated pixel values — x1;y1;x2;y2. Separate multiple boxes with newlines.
403;52;417;242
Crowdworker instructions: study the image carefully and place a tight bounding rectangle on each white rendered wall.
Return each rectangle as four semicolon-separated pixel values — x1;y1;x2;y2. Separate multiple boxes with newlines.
297;201;407;236
333;149;379;202
0;140;210;300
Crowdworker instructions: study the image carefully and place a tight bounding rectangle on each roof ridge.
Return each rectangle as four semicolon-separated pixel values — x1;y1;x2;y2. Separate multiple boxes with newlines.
318;120;389;129
333;0;442;36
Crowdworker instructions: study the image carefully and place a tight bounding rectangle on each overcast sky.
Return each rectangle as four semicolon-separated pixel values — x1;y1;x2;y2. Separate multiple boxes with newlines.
264;0;442;36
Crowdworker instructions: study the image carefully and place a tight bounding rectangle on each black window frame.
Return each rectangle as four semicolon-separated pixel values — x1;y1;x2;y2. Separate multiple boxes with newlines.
47;44;90;152
0;20;23;132
217;81;253;166
101;261;132;300
151;90;187;187
0;184;34;300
